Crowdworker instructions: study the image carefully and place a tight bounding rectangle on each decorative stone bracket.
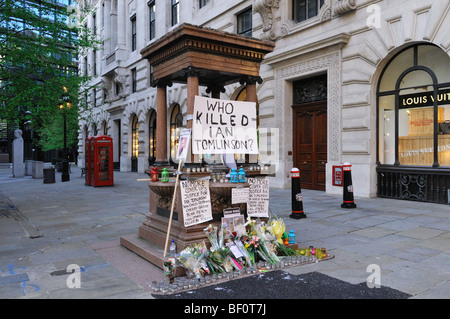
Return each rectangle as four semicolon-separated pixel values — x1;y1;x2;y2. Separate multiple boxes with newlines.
334;0;357;16
254;0;281;41
114;68;129;99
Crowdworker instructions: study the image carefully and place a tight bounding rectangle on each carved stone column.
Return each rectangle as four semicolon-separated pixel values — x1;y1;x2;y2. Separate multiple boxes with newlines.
186;68;199;163
155;83;168;165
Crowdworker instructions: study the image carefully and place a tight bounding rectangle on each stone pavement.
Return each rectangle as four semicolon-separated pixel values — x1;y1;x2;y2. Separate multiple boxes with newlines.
1;163;450;299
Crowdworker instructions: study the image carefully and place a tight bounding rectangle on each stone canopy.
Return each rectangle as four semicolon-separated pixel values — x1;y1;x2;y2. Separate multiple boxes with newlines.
140;23;275;88
140;23;275;165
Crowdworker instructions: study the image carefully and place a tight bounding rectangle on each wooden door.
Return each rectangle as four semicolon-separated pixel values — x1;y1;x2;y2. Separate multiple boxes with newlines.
293;102;327;191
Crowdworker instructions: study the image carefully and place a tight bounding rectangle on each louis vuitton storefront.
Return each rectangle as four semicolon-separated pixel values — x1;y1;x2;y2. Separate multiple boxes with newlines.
377;43;450;204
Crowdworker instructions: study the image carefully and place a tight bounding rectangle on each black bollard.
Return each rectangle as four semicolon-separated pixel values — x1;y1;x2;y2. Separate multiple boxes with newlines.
341;162;357;209
290;168;307;219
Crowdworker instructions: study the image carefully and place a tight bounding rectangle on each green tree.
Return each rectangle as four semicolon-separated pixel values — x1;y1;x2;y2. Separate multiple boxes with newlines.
0;0;99;151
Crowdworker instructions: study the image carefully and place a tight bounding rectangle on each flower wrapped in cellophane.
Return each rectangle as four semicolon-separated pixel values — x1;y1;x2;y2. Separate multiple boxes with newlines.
267;215;286;244
232;238;254;267
247;218;280;264
206;247;234;273
176;242;210;278
204;224;224;250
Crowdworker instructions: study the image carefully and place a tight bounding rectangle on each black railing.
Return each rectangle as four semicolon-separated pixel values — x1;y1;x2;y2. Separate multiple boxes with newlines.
377;165;450;204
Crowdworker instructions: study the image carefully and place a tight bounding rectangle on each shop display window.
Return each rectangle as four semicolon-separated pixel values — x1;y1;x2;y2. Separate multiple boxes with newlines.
378;44;450;167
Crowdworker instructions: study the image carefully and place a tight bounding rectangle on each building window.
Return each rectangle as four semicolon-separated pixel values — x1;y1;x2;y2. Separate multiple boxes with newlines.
199;0;209;9
131;15;137;52
92;13;96;35
132;115;139;158
131;68;137;93
93;50;97;76
171;0;179;27
292;0;324;23
237;7;252;37
377;44;450;167
170;105;183;162
149;64;154;86
84;56;88;76
148;110;156;165
148;1;156;41
115;82;121;95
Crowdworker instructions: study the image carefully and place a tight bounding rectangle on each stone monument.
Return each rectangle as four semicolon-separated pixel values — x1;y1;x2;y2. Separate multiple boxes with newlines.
12;129;25;177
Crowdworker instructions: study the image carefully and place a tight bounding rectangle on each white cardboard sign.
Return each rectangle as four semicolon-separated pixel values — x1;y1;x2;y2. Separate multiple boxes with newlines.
192;96;258;155
247;178;269;218
180;179;213;227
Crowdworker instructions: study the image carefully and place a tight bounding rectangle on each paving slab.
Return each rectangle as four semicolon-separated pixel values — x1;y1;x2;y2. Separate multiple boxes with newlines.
1;165;450;299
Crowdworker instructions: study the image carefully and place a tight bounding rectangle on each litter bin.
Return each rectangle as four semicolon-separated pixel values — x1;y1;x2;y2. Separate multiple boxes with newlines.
43;167;56;184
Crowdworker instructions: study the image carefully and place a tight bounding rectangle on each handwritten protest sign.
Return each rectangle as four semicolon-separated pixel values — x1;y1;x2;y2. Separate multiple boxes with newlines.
192;96;258;154
247;178;269;218
231;187;249;204
180;179;213;227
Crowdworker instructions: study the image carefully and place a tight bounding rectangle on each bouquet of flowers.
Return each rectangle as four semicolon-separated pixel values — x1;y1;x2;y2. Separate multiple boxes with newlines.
204;224;224;250
232;238;254;267
267;216;286;244
207;248;238;273
242;234;260;265
176;242;210;278
247;218;280;264
163;258;175;283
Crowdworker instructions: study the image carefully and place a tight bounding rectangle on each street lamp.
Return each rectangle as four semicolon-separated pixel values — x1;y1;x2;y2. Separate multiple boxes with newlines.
59;86;71;182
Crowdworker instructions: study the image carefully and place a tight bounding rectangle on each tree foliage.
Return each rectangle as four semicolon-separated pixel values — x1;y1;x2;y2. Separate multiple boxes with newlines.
0;0;99;150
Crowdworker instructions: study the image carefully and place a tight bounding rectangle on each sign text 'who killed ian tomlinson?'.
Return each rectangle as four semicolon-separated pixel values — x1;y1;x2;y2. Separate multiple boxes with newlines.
192;96;258;155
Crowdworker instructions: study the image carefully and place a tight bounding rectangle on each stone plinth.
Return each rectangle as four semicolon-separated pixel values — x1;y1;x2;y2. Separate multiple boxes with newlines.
121;178;251;273
12;130;24;178
32;161;44;179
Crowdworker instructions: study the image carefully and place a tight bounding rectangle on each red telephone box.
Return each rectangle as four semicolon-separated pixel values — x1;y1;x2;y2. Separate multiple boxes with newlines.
85;135;114;187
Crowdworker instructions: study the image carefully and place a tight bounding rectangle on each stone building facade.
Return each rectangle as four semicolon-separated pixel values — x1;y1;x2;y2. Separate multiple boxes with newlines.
78;0;450;203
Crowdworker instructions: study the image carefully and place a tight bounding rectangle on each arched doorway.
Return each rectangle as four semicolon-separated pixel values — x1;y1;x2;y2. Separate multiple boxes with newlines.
148;110;157;166
377;43;450;203
169;104;183;164
131;114;139;172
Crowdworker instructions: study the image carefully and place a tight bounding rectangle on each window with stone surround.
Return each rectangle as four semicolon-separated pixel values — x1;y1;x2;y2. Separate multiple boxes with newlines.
130;14;137;52
377;44;450;167
171;0;179;27
148;0;156;41
292;0;325;23
199;0;209;9
237;7;252;37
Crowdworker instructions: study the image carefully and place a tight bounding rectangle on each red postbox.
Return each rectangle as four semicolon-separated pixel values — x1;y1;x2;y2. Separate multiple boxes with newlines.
85;135;114;187
332;165;343;187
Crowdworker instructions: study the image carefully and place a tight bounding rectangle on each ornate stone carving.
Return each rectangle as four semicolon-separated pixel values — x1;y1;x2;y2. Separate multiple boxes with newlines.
334;0;356;16
254;0;281;40
293;75;327;104
101;77;112;103
275;52;341;162
320;7;332;21
114;69;129;98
